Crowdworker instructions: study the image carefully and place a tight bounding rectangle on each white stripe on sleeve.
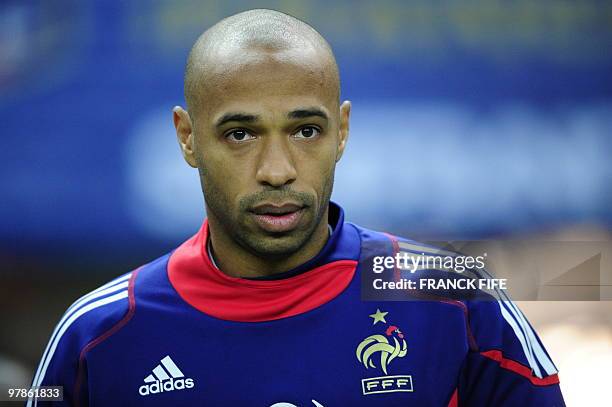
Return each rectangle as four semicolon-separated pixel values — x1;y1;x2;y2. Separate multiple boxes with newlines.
29;277;130;397
28;290;129;407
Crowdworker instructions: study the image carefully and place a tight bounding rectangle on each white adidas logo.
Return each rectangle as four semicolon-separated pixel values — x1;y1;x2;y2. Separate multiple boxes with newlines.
138;355;195;396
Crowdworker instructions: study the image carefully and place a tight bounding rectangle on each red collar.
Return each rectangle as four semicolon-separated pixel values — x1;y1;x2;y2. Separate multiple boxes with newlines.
167;220;358;322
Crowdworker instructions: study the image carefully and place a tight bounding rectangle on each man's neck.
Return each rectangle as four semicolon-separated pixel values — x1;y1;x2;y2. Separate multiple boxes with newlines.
207;224;333;278
206;209;331;279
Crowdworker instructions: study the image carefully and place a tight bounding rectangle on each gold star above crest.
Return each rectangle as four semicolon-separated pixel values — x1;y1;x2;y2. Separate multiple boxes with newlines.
369;308;388;325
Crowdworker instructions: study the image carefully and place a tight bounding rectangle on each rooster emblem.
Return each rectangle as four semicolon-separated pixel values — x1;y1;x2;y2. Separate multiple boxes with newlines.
356;309;408;375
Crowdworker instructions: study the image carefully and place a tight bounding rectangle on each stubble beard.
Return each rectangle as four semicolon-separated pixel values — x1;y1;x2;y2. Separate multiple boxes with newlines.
199;168;334;260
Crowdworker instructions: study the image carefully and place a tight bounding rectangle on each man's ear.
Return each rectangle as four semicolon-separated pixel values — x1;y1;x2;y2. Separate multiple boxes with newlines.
336;100;351;162
173;106;198;168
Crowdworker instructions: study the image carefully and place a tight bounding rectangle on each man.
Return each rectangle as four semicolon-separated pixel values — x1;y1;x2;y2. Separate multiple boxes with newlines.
30;9;565;406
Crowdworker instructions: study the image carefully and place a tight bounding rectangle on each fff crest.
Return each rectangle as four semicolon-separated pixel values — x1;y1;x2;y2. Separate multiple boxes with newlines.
355;309;413;396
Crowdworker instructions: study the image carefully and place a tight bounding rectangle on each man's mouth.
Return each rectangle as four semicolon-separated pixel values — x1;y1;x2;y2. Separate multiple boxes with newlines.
249;202;305;233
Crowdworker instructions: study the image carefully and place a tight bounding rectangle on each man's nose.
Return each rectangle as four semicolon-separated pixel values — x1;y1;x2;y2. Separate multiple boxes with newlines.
255;136;298;187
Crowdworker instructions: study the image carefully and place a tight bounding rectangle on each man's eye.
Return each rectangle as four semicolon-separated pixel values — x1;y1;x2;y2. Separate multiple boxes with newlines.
225;129;255;142
293;126;320;139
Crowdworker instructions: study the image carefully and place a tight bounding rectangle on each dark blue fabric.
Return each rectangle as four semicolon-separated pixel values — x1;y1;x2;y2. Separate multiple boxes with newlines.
33;205;565;406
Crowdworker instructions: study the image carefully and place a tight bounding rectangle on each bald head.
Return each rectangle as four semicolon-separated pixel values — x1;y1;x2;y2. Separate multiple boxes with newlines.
184;9;340;117
173;9;351;271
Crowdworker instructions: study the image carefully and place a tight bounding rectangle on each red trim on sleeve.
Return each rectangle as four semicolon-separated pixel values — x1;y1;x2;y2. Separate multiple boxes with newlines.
383;232;402;282
447;388;458;407
480;349;560;386
168;220;358;322
73;268;140;406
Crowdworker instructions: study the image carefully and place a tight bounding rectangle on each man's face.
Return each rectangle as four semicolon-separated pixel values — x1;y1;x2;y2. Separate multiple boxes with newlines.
178;47;350;258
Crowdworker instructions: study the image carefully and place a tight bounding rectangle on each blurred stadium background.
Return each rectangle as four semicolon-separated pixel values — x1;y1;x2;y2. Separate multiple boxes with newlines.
1;1;611;405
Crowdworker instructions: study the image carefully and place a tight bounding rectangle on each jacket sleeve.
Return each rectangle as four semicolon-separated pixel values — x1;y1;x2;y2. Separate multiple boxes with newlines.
27;273;132;407
27;305;89;407
457;299;566;406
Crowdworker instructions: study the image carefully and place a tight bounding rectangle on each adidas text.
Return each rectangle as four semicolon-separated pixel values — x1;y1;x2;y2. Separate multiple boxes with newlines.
139;377;195;396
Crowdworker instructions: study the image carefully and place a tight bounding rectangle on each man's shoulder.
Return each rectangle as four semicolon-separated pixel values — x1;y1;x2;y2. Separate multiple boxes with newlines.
54;271;135;349
352;222;510;326
353;222;496;278
55;253;172;347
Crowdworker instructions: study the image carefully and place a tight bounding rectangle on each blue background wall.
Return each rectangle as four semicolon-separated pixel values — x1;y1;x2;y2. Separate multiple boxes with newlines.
2;0;611;263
